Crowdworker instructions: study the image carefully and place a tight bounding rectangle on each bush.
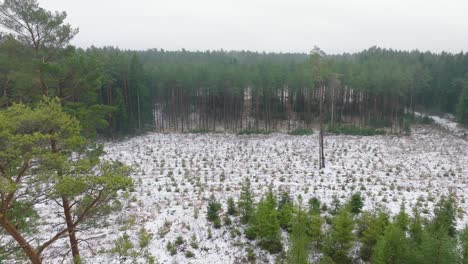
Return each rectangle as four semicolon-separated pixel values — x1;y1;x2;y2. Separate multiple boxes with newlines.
328;124;385;136
224;215;232;226
185;251;195;258
175;236;185;246
246;247;256;263
419;115;434;124
237;129;271;135
288;128;313;135
166;241;177;255
138;227;153;249
112;233;134;258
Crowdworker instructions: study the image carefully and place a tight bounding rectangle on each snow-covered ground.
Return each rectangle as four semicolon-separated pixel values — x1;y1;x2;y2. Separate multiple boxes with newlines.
415;112;468;138
34;125;468;263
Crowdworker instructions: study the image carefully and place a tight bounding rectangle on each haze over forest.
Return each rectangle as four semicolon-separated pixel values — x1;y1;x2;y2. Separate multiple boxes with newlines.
39;0;468;54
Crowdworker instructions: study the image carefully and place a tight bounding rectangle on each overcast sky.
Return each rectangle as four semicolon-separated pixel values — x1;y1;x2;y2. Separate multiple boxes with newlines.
39;0;467;54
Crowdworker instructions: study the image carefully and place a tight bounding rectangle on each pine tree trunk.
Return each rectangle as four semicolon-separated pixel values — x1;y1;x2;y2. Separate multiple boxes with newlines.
62;197;81;263
0;215;42;264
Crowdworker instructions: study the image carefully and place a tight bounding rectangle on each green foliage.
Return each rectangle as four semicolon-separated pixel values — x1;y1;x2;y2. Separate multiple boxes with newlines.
246;247;256;263
415;227;457;264
431;195;457;237
330;195;342;215
227;197;237;216
372;224;410;264
394;204;410;231
287;204;310;264
0;98;133;262
308;214;325;249
357;211;389;261
277;191;294;231
308;197;321;215
5;201;38;233
369;119;392;128
185;250;195;258
409;207;424;245
456;79;468;125
166;241;177;256
328;124;385;136
419;115;434;124
288;128;313;136
237;129;272;135
323;209;356;264
461;227;468;264
112;233;134;259
238;178;254;224
175;236;184;246
190;234;199;249
248;189;283;253
138;227;153;249
207;195;222;228
348;193;364;214
64;103;116;137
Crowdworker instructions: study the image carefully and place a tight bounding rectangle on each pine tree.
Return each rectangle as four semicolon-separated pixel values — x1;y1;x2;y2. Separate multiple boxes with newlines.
238;178;254;224
409;207;424;245
358;211;389;261
0;99;132;264
323;208;356;263
417;227;457;264
348;193;364;215
330;195;341;215
287;203;310;264
248;189;282;253
308;197;321;215
395;203;410;231
308;213;324;250
227;197;237;216
372;224;410;264
207;195;222;228
277;191;294;231
431;195;457;237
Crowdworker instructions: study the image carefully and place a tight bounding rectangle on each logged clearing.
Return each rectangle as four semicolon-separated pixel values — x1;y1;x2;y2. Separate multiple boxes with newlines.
38;125;468;263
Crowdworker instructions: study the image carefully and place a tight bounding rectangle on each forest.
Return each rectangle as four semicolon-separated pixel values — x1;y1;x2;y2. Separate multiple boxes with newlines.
1;0;468;264
1;3;468;135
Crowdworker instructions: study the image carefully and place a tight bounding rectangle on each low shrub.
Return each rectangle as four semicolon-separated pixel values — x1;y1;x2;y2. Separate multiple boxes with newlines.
328;124;385;136
288;128;313;135
237;129;271;135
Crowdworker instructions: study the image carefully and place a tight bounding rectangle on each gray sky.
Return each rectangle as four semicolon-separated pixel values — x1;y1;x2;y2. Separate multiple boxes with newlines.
39;0;467;54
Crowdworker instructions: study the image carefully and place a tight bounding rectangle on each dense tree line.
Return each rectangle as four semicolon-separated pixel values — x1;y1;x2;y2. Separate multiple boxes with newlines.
208;179;468;264
1;1;468;135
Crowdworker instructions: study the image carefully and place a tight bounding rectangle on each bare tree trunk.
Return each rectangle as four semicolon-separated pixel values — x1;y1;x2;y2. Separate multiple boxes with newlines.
319;84;325;169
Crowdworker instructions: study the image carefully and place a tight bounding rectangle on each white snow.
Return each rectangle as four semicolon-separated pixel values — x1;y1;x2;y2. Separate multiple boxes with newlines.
10;124;468;263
